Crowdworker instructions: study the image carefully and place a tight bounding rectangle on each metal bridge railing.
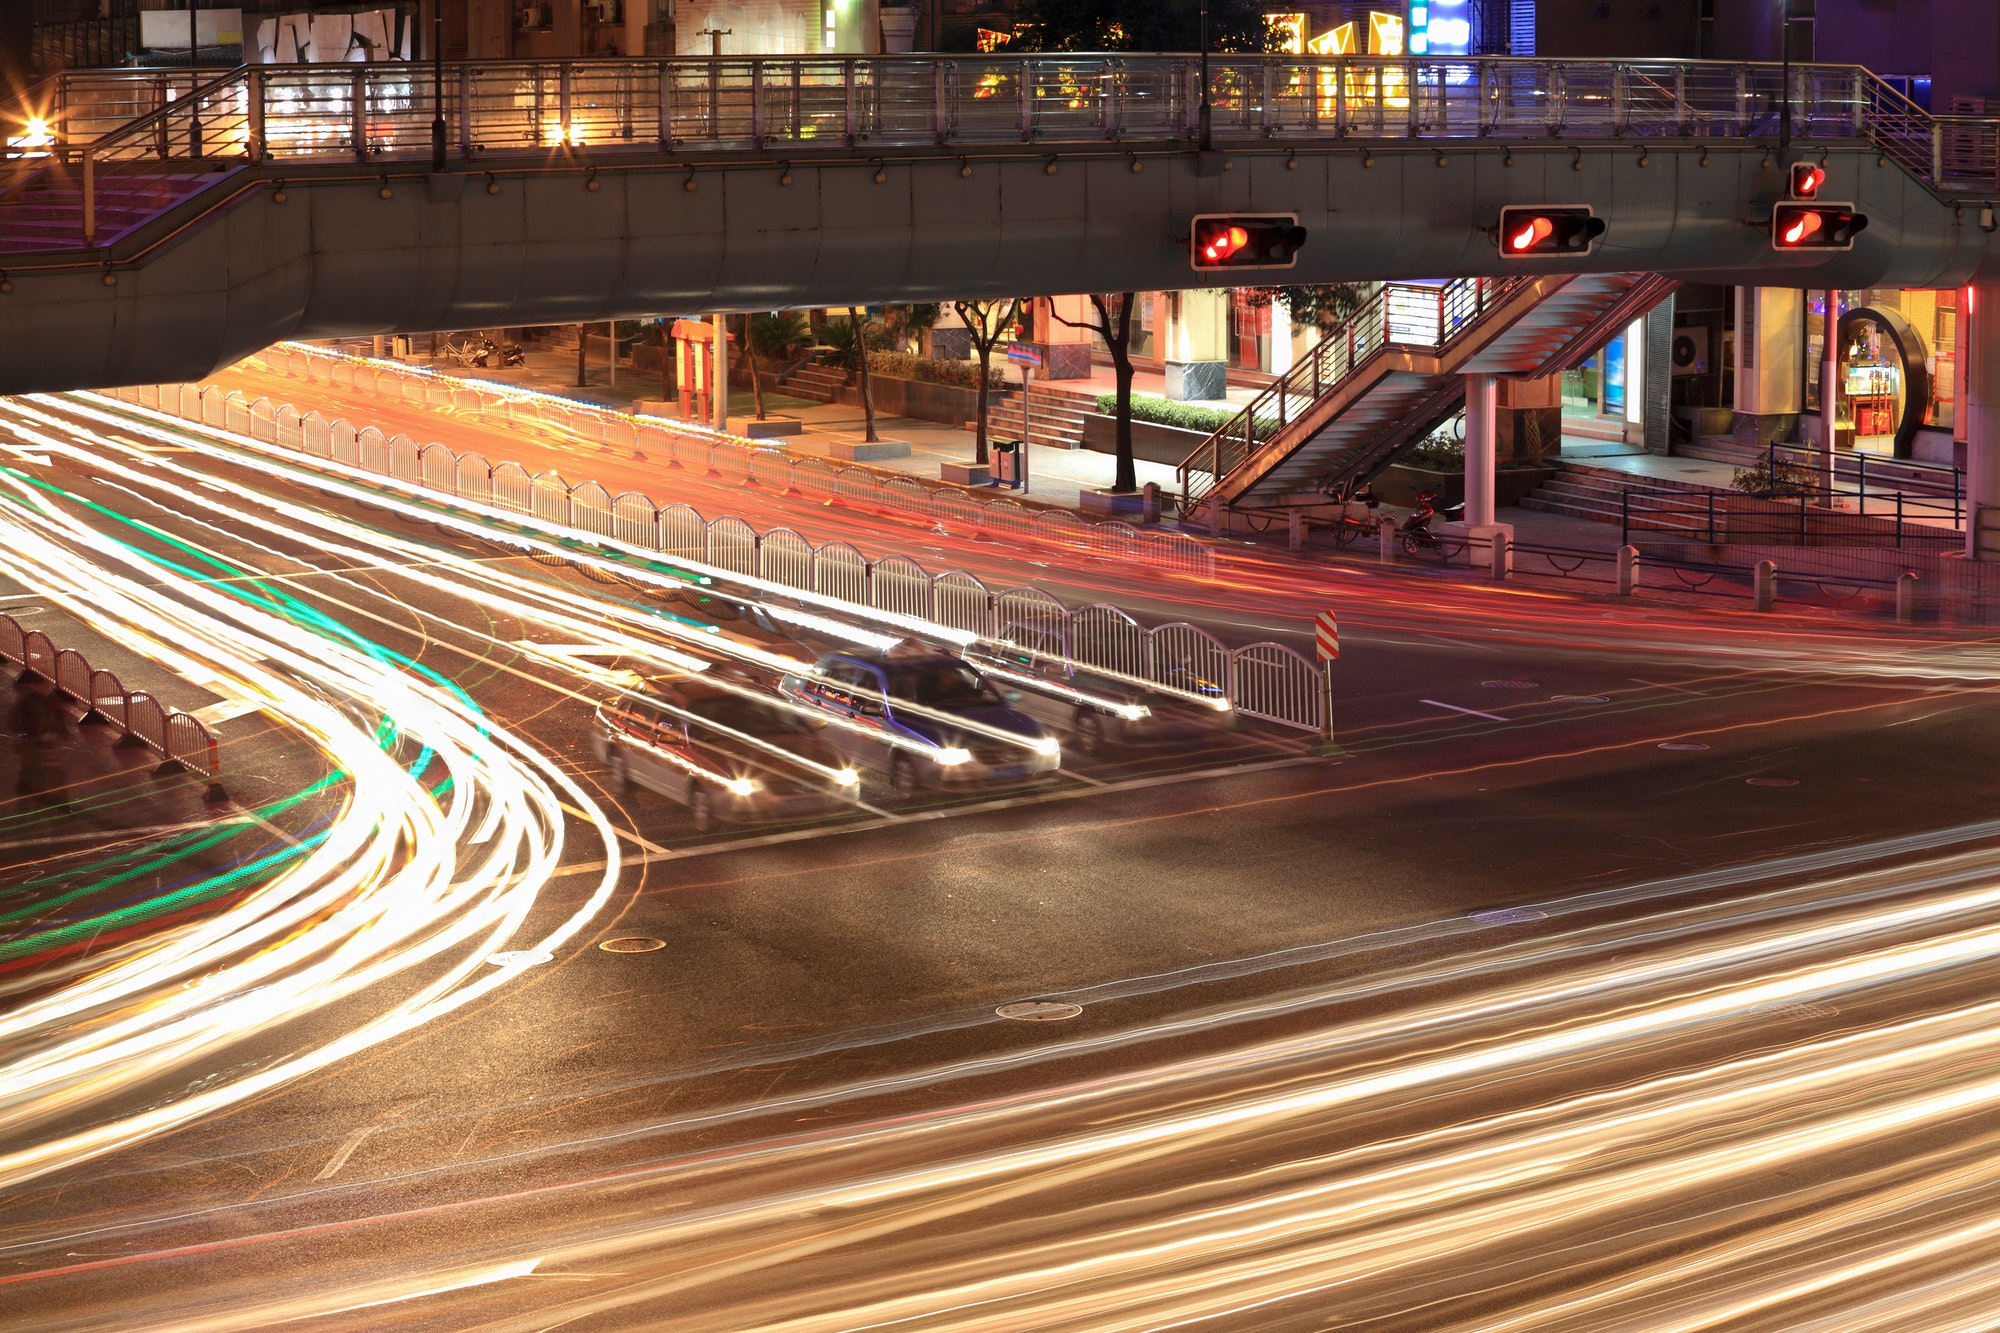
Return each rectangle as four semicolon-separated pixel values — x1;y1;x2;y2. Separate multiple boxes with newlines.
7;55;2000;249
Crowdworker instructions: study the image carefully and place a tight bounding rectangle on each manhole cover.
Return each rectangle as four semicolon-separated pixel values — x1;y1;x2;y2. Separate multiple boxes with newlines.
997;1000;1083;1022
1551;695;1610;704
1470;907;1548;926
1746;777;1800;787
598;937;666;953
485;950;555;967
1658;742;1710;751
1749;1000;1839;1020
1481;679;1540;689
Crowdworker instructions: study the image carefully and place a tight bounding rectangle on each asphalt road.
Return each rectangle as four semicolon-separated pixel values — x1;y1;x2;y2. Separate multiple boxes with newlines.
4;390;2000;1329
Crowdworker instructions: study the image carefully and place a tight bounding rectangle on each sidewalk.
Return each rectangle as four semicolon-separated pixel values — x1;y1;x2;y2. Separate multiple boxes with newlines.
409;345;1190;512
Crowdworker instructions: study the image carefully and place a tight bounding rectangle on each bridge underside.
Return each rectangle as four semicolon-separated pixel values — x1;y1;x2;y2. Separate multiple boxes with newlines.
2;138;1994;393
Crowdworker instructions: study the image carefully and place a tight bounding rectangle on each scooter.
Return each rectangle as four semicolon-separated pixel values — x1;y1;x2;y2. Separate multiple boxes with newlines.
1400;489;1465;557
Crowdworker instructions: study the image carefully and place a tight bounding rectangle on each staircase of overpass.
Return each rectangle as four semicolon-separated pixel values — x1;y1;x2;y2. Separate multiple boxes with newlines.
1174;272;1680;522
4;53;2000;392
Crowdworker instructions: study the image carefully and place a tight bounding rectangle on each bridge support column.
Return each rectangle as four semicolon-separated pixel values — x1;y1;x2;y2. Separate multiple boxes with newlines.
1464;373;1498;527
1966;287;2000;562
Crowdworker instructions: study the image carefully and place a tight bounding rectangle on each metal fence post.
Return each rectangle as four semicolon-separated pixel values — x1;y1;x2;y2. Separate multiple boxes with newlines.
246;68;264;162
82;148;96;243
1706;491;1715;543
1620;487;1630;547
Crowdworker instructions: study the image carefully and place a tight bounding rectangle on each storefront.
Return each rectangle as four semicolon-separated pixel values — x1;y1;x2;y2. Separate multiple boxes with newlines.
1560;321;1647;445
1801;287;1956;462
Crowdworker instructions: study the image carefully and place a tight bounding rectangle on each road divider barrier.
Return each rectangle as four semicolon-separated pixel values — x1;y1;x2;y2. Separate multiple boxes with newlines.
255;345;1216;578
0;613;227;800
101;384;1328;735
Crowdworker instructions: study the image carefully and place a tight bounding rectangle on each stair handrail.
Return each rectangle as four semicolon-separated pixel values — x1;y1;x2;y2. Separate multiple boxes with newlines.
76;65;250;246
1175;275;1533;511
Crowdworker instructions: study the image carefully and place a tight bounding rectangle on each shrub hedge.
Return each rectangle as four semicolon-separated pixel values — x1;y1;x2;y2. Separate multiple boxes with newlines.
1094;392;1271;438
867;351;1008;390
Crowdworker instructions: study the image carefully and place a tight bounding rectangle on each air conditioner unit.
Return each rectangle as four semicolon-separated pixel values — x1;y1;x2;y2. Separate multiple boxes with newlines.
1671;326;1709;376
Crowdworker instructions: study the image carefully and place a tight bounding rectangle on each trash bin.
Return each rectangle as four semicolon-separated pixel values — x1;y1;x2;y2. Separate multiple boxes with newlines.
991;440;1021;487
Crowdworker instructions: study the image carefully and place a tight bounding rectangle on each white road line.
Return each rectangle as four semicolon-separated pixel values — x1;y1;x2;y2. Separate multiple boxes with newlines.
0;817;236;854
551;754;1331;872
1421;699;1510;723
187;697;265;726
1632;676;1708;697
313;1126;379;1181
557;803;672;856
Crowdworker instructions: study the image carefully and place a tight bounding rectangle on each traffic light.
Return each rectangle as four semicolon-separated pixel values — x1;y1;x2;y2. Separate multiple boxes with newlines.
1788;162;1825;199
1771;202;1868;251
1496;205;1606;258
1189;214;1308;271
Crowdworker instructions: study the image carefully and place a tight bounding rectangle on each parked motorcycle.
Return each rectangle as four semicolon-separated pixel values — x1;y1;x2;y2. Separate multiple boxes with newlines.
499;342;527;368
1400;489;1466;557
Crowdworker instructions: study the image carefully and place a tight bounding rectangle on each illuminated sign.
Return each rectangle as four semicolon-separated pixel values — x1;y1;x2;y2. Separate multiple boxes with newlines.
975;26;1010;52
1367;11;1404;56
1265;12;1306;55
1412;0;1471;55
1308;21;1356;55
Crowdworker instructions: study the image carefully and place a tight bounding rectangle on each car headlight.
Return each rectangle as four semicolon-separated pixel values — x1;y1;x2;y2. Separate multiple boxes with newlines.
1117;704;1151;721
1030;736;1061;756
833;768;860;787
936;747;972;766
725;777;758;797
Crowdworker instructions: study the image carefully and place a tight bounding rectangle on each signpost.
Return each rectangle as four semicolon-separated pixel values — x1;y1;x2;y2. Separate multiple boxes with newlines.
1003;343;1043;494
1314;610;1339;748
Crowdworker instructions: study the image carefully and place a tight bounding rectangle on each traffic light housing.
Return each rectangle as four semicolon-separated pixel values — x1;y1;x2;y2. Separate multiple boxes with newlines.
1496;205;1606;258
1788;162;1825;199
1189;214;1308;271
1771;202;1868;251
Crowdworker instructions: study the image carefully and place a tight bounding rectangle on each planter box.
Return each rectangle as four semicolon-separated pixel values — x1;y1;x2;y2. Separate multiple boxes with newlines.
829;374;993;428
743;416;803;438
822;437;912;462
1079;413;1212;467
940;461;991;485
1079;488;1152;521
1371;465;1559;509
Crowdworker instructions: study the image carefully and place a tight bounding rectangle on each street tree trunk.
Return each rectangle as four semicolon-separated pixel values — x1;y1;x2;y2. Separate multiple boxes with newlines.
1100;293;1138;494
848;307;878;443
742;314;767;420
575;323;587;388
972;344;993;465
955;297;1020;468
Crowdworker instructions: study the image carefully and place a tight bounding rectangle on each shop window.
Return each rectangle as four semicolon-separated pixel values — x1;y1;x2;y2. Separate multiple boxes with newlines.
1562;334;1626;420
1231;293;1273;372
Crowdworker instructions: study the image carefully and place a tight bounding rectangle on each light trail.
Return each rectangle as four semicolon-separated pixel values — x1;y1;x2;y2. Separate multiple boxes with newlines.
0;425;624;1192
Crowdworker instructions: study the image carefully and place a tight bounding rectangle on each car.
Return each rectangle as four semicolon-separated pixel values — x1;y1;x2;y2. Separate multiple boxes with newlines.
780;642;1061;797
591;674;858;832
644;583;818;671
966;645;1242;756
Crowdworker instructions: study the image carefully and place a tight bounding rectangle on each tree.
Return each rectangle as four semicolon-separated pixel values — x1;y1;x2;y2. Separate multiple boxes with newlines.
1001;0;1276;52
1244;283;1370;338
1050;294;1140;494
847;307;879;444
953;298;1023;466
735;314;766;421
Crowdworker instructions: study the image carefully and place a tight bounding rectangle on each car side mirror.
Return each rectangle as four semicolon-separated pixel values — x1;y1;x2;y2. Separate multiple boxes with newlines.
856;697;885;716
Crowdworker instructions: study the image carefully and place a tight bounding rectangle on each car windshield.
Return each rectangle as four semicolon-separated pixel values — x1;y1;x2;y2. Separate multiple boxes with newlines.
686;693;811;735
885;661;996;708
662;590;744;624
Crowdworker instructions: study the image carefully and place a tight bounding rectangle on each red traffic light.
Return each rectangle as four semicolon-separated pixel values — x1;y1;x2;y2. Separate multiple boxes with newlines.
1496;205;1606;258
1771;202;1868;251
1789;162;1825;199
1189;214;1308;271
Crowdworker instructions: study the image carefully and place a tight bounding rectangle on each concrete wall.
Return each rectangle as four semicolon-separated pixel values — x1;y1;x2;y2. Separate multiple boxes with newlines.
1532;0;1701;59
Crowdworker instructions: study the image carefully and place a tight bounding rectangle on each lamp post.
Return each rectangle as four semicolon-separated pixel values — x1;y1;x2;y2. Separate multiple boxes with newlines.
1198;0;1212;153
430;11;445;171
1778;0;1792;152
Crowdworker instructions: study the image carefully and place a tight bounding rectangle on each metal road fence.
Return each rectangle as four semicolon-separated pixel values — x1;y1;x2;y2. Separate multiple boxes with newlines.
0;613;224;784
1616;482;1963;550
104;383;1326;734
256;345;1215;578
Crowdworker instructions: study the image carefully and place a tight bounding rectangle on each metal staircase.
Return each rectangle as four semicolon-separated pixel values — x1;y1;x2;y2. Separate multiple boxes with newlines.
1175;273;1681;525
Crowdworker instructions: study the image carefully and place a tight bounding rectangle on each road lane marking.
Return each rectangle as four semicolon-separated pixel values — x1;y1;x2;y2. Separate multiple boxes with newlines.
1632;676;1707;696
549;754;1331;873
1421;699;1509;723
313;1127;379;1181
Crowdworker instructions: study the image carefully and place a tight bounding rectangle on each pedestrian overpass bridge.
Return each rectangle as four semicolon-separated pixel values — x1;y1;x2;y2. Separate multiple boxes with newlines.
4;54;2000;392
